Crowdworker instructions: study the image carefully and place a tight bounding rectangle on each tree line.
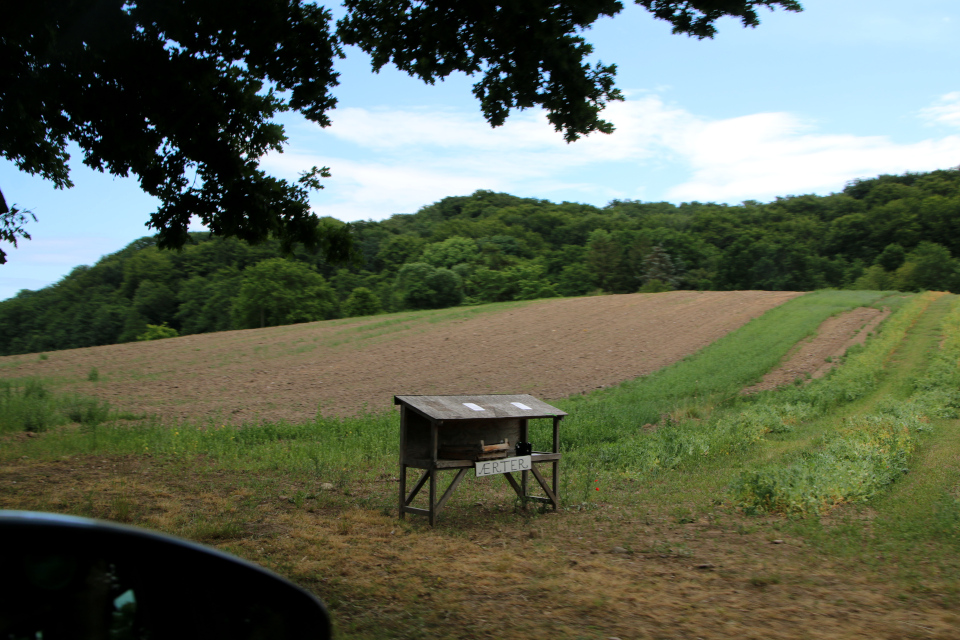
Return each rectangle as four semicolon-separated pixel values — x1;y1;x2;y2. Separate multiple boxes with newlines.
2;168;959;355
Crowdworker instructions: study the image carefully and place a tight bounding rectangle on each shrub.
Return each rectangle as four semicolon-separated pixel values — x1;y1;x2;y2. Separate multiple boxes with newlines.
730;412;925;515
342;287;382;317
0;379;115;434
638;279;673;293
136;323;179;341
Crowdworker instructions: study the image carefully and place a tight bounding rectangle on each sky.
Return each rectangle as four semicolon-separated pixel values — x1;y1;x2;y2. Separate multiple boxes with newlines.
2;0;959;301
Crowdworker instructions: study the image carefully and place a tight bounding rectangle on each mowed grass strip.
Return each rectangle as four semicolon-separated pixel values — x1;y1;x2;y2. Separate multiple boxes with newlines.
573;293;943;525
729;292;953;516
782;295;960;601
548;289;887;452
534;290;894;490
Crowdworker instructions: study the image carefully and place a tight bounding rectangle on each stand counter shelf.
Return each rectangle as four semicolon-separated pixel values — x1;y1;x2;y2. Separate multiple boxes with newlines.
395;394;566;526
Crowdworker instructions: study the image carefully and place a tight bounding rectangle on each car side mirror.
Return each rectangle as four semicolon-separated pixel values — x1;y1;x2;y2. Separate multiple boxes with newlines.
0;511;331;640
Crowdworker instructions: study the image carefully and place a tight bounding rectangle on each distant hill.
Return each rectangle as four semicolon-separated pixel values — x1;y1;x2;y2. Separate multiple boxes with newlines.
2;168;959;355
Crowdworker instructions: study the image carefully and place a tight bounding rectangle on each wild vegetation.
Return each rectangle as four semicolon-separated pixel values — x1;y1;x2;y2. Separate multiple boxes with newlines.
2;168;960;355
3;290;959;638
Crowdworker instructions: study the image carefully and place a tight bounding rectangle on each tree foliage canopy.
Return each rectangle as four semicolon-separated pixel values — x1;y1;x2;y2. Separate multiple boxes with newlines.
231;258;337;329
2;0;801;261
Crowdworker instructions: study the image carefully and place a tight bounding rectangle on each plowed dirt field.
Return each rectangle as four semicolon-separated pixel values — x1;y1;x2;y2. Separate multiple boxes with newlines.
1;290;802;423
742;305;890;393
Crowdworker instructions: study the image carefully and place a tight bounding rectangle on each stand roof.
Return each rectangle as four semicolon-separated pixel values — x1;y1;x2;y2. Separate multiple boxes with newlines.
394;394;566;422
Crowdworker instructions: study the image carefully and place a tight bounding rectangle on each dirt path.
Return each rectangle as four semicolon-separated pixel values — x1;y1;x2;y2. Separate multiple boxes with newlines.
742;306;889;393
0;290;802;423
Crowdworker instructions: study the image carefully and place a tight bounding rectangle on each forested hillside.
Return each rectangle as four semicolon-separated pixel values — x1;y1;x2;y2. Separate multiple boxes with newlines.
2;168;959;355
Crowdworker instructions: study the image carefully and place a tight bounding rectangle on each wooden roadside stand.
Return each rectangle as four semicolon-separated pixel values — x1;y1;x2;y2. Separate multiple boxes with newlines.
394;394;566;525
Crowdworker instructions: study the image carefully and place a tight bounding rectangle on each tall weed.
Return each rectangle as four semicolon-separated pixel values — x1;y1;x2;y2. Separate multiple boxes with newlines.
0;379;115;434
731;293;960;515
730;412;927;515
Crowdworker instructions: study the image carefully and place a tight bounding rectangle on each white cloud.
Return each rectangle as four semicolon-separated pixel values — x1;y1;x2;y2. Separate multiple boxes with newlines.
325;106;560;152
920;92;960;129
263;95;960;219
322;97;689;164
668;112;960;201
263;150;497;220
264;96;692;218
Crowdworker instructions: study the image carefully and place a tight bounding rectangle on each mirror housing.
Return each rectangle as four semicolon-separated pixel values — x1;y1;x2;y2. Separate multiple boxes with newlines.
0;511;331;640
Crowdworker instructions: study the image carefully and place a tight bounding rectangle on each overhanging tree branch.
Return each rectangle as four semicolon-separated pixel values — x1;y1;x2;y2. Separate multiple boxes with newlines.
0;188;37;265
1;0;802;263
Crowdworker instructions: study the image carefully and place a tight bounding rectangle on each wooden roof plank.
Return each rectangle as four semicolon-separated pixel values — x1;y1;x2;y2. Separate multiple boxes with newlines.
394;394;566;421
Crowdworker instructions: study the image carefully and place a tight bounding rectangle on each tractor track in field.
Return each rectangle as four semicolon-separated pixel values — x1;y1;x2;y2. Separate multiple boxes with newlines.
742;305;891;394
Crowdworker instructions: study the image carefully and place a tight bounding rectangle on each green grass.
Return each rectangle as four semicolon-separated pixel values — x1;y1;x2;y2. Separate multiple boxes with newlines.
768;294;960;596
0;401;397;490
0;290;934;491
0;378;117;434
729;292;954;516
518;289;893;488
6;289;960;637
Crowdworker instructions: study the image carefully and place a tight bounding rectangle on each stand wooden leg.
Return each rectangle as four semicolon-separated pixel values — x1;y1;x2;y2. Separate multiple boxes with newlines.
520;418;529;509
399;464;407;519
436;468;469;515
521;469;528;509
429;468;437;526
530;464;559;509
503;472;524;499
552;459;559;508
404;469;430;506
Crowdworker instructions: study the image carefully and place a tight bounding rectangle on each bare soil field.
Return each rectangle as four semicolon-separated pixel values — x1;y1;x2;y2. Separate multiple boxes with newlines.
742;305;891;393
0;290;802;423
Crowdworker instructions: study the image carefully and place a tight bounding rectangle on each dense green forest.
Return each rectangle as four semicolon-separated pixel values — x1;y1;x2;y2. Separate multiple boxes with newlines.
2;168;960;356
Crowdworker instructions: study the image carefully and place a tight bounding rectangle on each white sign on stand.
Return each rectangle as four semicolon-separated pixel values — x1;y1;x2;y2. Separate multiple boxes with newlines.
475;455;531;478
